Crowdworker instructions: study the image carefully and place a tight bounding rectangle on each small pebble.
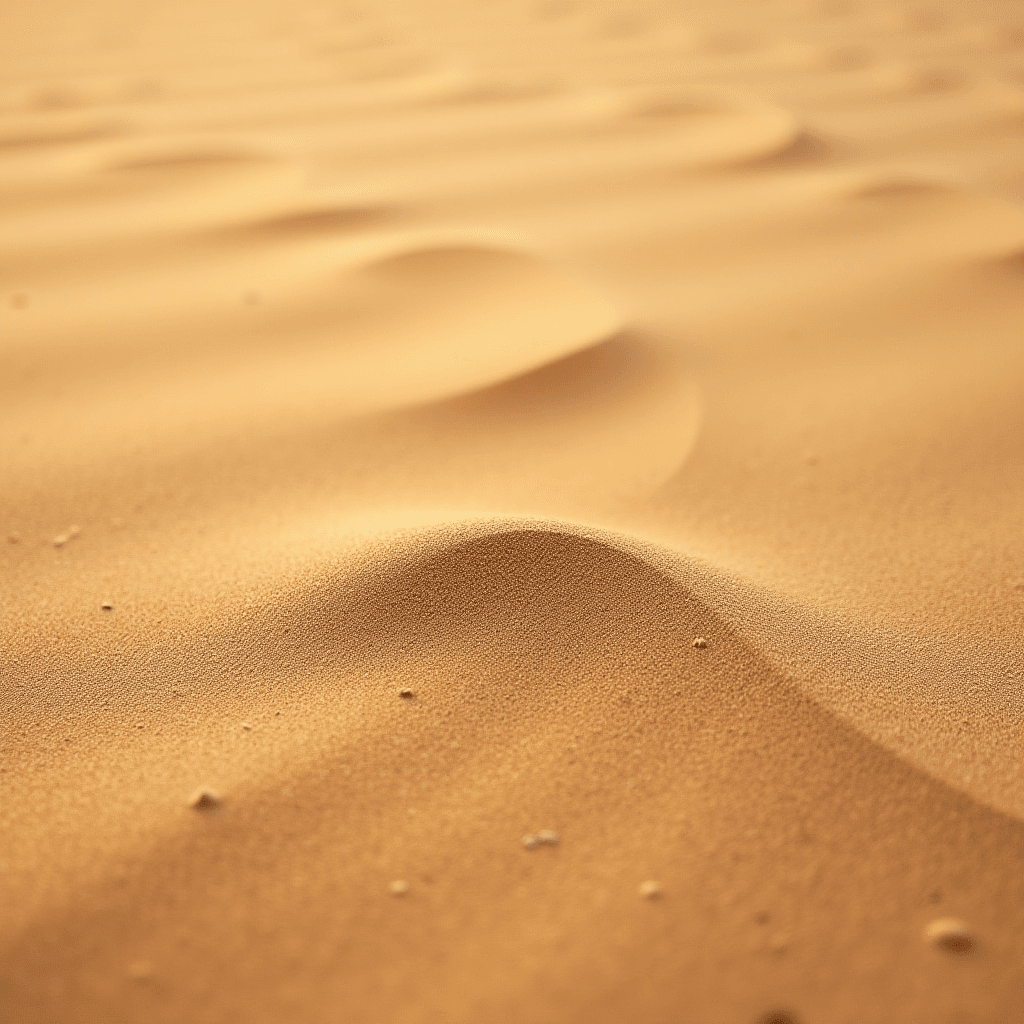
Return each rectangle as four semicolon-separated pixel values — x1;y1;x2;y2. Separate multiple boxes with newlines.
389;879;409;896
101;601;114;611
399;688;414;699
53;525;82;549
692;637;708;649
241;722;252;731
521;834;540;850
638;880;662;899
924;917;974;955
757;1012;800;1024
536;829;560;845
188;787;222;811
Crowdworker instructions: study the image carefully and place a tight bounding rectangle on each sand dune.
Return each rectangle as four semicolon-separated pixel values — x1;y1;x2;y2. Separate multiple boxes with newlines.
4;522;1024;1023
3;0;1024;1021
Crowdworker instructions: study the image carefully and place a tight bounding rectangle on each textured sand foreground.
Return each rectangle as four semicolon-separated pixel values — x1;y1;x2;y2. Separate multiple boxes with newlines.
2;1;1024;1022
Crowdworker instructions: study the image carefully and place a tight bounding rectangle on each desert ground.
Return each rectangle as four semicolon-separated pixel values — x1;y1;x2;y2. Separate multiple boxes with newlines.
2;1;1024;1021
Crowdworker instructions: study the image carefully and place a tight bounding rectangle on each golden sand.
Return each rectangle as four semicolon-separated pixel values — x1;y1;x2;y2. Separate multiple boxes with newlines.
2;0;1024;1021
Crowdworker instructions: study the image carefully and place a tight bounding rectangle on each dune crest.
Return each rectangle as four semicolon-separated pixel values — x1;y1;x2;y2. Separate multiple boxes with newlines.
3;519;1024;1022
338;243;623;400
614;86;802;169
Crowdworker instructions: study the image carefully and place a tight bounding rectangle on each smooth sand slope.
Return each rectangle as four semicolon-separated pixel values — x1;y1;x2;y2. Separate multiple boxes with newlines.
2;1;1024;1022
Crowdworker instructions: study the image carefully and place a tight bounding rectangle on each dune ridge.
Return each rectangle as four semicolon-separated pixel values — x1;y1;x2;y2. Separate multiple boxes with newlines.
4;519;1024;1022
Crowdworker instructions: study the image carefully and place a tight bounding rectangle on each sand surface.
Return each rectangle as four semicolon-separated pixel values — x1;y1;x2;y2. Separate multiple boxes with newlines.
3;1;1024;1021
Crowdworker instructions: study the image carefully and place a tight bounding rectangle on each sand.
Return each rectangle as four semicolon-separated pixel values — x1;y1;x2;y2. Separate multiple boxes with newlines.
2;0;1024;1021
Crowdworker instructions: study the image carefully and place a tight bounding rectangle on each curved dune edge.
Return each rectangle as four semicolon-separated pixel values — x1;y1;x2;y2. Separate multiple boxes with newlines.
618;86;802;169
844;172;971;202
2;518;1023;1022
792;170;1024;255
729;129;842;172
1;333;699;537
377;330;701;511
3;247;676;535
3;134;308;248
1;243;625;431
232;516;1024;824
335;243;625;405
322;83;807;196
634;532;1024;824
